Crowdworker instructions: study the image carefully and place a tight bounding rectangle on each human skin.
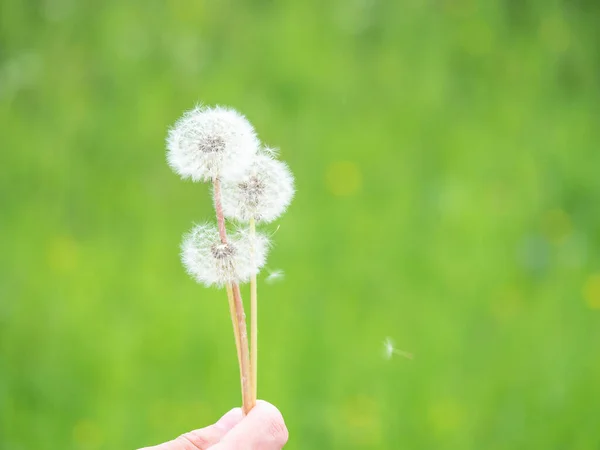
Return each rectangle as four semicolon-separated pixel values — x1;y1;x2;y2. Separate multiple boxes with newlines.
139;400;289;450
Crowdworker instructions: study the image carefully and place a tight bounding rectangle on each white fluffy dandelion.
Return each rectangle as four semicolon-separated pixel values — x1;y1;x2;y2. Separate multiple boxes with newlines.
221;150;295;223
167;105;260;182
166;102;295;414
181;223;270;287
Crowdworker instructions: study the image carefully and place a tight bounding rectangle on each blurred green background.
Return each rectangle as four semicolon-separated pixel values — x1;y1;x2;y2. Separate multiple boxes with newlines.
1;0;600;449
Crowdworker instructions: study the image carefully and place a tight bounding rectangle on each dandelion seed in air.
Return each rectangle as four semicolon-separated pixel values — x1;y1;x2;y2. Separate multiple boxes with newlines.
265;269;285;284
383;337;413;360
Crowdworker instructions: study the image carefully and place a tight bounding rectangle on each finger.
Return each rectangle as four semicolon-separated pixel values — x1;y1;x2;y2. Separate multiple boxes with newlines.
142;407;243;450
212;400;288;450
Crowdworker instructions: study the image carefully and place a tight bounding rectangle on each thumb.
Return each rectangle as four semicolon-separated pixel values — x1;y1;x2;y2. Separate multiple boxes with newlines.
140;407;243;450
212;400;288;450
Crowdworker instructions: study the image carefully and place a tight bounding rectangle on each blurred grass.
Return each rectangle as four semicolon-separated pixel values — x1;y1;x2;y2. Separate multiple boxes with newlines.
1;0;600;449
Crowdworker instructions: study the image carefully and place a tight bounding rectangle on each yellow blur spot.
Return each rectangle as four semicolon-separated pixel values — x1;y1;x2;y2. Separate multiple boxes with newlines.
490;286;522;322
583;274;600;310
149;400;212;431
541;209;571;243
428;398;464;435
340;395;382;446
72;419;103;449
539;16;570;54
326;161;362;196
47;235;79;274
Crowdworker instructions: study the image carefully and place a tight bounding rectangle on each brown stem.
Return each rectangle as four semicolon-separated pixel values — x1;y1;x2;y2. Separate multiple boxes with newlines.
232;282;255;414
226;283;242;372
212;176;253;415
213;177;228;244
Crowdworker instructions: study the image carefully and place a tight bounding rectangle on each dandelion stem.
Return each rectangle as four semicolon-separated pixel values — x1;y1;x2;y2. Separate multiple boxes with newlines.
249;216;258;403
232;282;254;414
226;283;242;371
212;177;254;415
213;177;227;244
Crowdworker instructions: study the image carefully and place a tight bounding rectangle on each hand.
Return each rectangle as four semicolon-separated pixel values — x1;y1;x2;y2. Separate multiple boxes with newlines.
140;400;289;450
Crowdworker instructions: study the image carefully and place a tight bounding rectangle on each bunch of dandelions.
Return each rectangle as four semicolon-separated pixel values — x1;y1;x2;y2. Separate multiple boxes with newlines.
167;105;294;414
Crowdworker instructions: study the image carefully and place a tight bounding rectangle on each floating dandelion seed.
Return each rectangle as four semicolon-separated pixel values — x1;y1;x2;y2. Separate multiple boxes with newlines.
383;337;413;360
265;269;285;284
270;225;281;237
181;223;270;287
221;150;295;223
167;105;259;182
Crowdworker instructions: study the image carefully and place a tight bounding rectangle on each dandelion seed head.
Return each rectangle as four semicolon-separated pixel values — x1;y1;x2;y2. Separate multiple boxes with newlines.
221;150;295;223
211;242;236;259
231;226;270;281
167;105;259;182
239;177;266;209
181;223;270;287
